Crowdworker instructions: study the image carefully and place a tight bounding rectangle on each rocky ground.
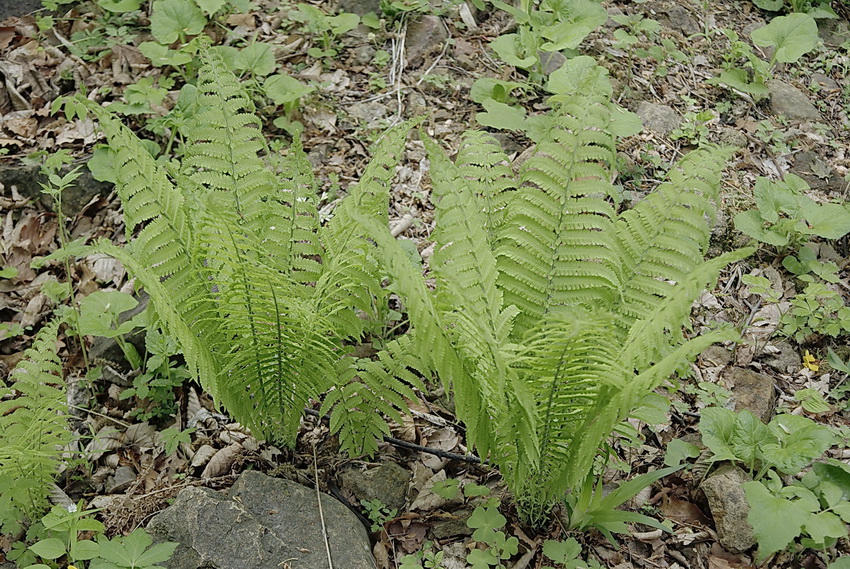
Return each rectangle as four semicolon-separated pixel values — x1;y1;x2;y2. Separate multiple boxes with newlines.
1;0;850;568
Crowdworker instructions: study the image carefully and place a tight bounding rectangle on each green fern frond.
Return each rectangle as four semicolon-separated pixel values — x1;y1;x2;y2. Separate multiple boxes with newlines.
0;318;70;528
613;146;733;324
497;98;622;335
321;336;425;456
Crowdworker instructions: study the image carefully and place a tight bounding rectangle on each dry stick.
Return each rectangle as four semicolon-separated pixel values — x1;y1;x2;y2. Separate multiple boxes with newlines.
313;444;334;569
303;408;482;464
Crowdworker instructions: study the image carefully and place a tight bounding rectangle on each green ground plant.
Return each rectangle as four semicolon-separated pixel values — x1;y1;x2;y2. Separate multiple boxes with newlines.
709;13;819;99
753;0;839;18
359;58;752;524
56;43;424;457
698;407;847;561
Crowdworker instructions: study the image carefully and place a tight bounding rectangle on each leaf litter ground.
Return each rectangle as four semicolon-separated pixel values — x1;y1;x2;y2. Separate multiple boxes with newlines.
1;0;850;567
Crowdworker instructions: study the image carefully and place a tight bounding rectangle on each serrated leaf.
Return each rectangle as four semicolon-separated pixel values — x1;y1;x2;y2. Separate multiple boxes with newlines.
546;55;611;97
744;481;808;561
751;13;819;64
798;201;850;240
731;410;771;467
803;511;847;545
489;34;537;68
475;99;527;131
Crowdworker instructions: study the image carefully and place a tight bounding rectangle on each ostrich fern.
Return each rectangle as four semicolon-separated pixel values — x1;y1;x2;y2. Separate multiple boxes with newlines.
361;62;752;524
68;46;423;456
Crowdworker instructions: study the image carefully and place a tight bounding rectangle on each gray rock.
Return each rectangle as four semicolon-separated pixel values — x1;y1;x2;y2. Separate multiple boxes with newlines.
147;470;375;569
818;19;850;48
0;161;113;216
791;150;845;194
0;0;42;20
352;44;377;66
725;367;776;423
810;72;840;93
338;461;412;511
767;80;821;121
700;465;756;553
635;102;681;135
431;508;474;539
761;341;802;374
405;15;448;68
699;345;734;367
664;5;700;36
346;101;390;127
337;0;380;15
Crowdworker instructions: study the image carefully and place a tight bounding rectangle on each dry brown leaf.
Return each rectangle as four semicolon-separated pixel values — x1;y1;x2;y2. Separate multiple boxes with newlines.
201;442;242;478
190;444;218;469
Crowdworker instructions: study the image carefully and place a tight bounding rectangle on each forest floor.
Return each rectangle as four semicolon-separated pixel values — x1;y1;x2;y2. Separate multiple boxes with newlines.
1;0;850;568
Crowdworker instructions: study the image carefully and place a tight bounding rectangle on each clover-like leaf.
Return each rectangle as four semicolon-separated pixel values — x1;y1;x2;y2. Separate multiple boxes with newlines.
467;504;506;543
751;13;819;64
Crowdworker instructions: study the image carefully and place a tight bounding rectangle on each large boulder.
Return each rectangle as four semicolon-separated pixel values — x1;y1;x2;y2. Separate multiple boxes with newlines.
147;470;375;569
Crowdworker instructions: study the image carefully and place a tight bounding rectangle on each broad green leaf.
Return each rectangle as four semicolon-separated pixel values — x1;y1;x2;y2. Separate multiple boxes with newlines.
470;78;525;104
489;34;537;68
29;538;67;560
77;291;139;339
150;0;206;44
813;460;850;500
194;0;227;14
753;0;783;9
475;99;527;132
803;511;847;545
0;266;18;279
743;481;808;561
764;414;834;474
731;410;771;468
237;42;276;77
753;177;785;223
70;539;100;560
733;210;790;247
546;55;612;97
699;407;739;462
98;0;143;11
751;13;819;64
798;201;850;240
828;557;850;569
263;74;315;106
467;504;506;542
706;69;770;98
138;42;194;67
540;21;594;51
794;388;831;414
664;438;701;467
88;145;118;183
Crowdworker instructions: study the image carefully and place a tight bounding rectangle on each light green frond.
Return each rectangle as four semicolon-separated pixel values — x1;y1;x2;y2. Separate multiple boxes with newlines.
321;336;425;456
0;318;70;523
613;146;733;323
181;47;273;224
498;98;622;335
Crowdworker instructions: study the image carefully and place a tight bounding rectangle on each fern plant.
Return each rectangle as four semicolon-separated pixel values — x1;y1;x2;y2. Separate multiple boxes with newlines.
359;62;752;524
58;44;422;456
0;317;72;534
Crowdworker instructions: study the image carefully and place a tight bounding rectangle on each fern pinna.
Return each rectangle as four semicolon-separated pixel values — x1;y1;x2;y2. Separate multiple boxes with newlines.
75;45;422;456
365;62;751;524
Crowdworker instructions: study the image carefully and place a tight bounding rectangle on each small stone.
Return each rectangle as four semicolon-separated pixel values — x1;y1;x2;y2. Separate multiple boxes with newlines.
700;465;756;553
431;508;475;539
767;80;821;121
635;102;681;135
791;151;845;194
810;72;840;93
351;44;376;66
148;471;375;569
405;15;448;68
346;101;389;126
700;345;733;367
818;19;850;48
336;0;380;15
725;367;776;423
761;341;802;374
338;461;412;512
664;5;699;36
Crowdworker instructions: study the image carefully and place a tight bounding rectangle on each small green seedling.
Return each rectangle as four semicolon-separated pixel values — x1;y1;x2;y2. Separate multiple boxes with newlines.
360;498;397;532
